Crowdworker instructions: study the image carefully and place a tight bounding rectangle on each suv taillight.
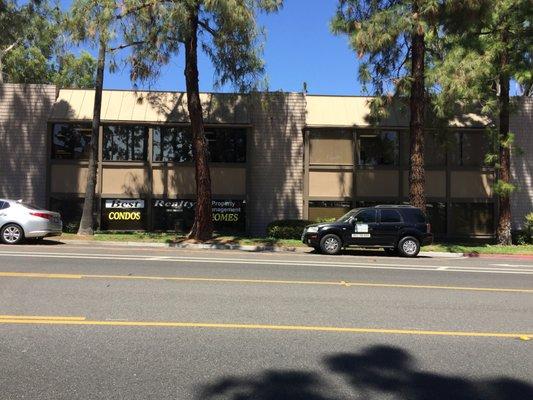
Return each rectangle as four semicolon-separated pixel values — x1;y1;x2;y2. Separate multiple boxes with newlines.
30;212;52;220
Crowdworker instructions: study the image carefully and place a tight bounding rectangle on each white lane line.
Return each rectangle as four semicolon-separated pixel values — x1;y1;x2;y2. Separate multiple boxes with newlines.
1;251;533;275
493;263;533;268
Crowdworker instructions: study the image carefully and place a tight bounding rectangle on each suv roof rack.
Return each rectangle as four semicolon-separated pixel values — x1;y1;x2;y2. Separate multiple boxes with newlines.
374;204;416;208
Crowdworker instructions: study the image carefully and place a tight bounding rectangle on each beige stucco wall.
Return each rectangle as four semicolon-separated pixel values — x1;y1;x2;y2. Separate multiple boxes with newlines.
402;170;446;198
356;170;399;197
102;167;150;196
309;170;352;198
450;171;494;198
50;164;90;194
152;166;246;196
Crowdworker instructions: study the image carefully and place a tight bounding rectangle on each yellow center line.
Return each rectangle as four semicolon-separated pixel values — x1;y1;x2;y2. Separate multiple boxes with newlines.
0;315;86;321
1;271;532;294
0;317;530;339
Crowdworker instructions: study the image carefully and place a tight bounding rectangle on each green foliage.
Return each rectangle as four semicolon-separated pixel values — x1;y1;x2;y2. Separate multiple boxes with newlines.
493;179;516;196
0;0;96;87
266;220;313;240
314;217;337;223
122;0;283;91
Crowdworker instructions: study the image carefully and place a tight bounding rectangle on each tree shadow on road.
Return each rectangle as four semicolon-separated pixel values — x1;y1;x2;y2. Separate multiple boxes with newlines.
196;345;533;400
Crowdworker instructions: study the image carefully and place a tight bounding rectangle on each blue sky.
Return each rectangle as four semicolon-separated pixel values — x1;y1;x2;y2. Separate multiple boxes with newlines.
61;1;363;94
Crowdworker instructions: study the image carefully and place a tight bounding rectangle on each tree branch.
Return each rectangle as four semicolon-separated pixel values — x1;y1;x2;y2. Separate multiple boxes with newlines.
109;41;145;52
198;19;218;37
1;38;22;56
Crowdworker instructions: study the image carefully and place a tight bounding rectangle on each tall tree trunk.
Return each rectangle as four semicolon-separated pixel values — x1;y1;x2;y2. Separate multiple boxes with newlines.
496;32;512;245
408;7;426;213
77;40;106;235
185;5;213;241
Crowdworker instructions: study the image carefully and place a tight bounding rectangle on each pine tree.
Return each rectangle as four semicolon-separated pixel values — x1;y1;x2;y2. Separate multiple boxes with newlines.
434;0;532;244
68;0;120;235
332;0;444;213
122;0;282;241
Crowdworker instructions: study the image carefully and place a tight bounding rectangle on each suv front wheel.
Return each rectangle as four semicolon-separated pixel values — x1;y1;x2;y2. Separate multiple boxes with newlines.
398;236;420;257
320;234;342;255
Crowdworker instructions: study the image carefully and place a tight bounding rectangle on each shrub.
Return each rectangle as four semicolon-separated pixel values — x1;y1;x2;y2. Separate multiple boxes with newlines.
314;217;336;223
266;219;313;239
524;212;533;243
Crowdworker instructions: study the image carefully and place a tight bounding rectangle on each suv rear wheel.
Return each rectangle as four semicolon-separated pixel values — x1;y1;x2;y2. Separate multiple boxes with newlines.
398;236;420;257
320;234;342;255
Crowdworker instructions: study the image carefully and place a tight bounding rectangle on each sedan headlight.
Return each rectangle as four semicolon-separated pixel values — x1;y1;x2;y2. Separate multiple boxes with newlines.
306;226;319;233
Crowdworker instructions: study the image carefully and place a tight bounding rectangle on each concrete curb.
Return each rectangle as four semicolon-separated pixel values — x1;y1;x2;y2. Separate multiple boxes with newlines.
58;239;465;257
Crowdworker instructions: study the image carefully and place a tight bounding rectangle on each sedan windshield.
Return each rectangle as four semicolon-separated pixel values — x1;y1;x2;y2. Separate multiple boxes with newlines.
336;209;358;223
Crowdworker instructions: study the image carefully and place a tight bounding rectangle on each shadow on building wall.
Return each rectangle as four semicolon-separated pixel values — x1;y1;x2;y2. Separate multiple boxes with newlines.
196;345;533;400
0;84;56;207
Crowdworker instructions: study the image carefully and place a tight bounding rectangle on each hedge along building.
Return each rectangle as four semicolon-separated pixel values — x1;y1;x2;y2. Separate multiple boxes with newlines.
1;84;531;238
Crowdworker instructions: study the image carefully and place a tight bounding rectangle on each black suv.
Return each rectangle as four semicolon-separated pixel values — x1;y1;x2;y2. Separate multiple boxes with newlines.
302;205;433;257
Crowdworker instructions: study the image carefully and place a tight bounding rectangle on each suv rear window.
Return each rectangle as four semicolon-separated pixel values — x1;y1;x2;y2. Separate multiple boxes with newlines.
402;208;427;223
380;209;402;223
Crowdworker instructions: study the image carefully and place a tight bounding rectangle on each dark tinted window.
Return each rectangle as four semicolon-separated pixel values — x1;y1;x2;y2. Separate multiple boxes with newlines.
354;209;376;223
450;132;490;167
358;130;398;166
380;209;402;223
205;128;246;163
152;127;246;163
103;125;147;161
0;201;5;209
52;124;92;159
451;203;493;235
401;208;427;223
153;126;192;162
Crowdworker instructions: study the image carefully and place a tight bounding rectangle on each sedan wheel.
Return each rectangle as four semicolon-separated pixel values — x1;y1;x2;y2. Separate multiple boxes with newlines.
1;224;24;245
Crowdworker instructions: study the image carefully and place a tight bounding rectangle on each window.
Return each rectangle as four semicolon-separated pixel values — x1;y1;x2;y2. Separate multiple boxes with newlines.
152;127;246;163
103;125;147;161
358;131;398;166
354;209;376;223
308;201;352;222
0;201;7;209
426;202;446;235
153;127;192;162
309;130;353;165
205;128;246;163
451;203;493;235
380;209;402;223
402;208;427;224
451;132;490;167
51;124;92;159
401;131;446;167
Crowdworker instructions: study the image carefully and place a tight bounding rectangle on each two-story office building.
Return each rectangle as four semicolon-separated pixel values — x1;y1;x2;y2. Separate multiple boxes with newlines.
1;84;531;238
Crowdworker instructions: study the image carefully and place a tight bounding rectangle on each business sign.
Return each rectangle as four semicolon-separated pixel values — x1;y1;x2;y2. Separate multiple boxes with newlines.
101;199;146;230
152;199;245;232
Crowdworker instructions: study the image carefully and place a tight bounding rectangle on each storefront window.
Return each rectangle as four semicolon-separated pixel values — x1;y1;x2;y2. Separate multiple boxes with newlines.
103;125;147;161
51;124;92;159
358;130;398;166
309;129;353;165
49;197;84;232
153;127;192;162
152;199;245;232
426;202;446;235
450;132;490;167
450;202;493;235
308;201;352;221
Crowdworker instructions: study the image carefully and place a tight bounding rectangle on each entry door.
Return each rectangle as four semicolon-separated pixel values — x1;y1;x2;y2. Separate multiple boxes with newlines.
349;209;379;246
375;209;403;246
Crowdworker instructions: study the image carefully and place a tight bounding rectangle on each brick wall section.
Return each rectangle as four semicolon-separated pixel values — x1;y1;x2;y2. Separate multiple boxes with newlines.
510;98;533;229
247;93;306;236
0;84;56;207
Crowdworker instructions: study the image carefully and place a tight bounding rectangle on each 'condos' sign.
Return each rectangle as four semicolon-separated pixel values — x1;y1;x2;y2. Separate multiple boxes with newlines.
152;199;245;231
102;199;146;230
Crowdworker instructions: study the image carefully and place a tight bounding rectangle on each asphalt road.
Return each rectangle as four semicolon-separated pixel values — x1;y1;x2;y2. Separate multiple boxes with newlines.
0;242;532;399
